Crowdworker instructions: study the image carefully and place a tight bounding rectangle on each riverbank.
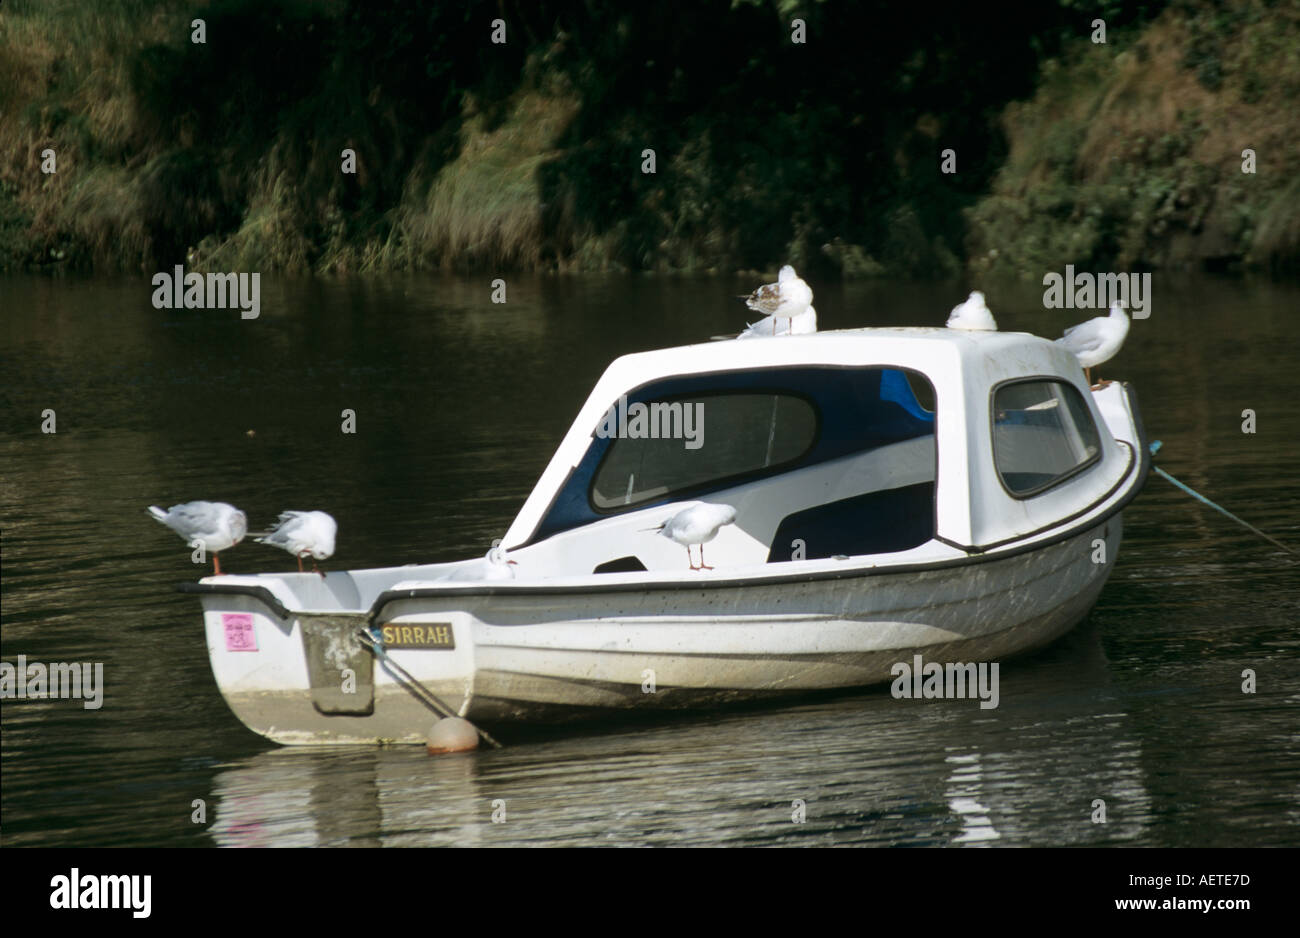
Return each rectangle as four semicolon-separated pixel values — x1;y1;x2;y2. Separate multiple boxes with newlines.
1;0;1296;278
966;0;1300;279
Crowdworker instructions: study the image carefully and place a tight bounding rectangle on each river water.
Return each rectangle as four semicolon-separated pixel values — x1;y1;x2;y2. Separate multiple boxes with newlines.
1;272;1297;847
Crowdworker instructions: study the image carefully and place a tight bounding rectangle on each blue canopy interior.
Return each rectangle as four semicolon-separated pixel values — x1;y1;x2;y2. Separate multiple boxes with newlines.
527;365;936;547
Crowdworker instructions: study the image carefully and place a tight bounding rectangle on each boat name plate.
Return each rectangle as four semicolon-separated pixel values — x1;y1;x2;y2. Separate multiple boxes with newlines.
379;622;456;650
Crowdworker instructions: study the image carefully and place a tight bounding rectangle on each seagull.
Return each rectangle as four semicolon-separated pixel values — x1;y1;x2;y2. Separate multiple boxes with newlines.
739;265;813;335
946;291;998;331
147;501;247;575
1056;301;1130;386
255;510;337;574
646;503;737;570
737;304;818;339
445;545;518;581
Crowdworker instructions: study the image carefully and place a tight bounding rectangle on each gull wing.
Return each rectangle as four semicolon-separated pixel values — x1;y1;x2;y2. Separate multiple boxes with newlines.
1058;318;1108;354
744;281;783;314
166;501;221;535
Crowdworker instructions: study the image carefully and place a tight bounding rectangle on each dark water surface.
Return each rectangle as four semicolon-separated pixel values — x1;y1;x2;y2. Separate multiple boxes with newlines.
1;272;1297;847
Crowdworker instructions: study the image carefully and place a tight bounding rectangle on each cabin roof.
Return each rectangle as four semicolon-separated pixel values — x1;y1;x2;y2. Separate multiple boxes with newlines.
586;328;1097;402
610;326;1039;372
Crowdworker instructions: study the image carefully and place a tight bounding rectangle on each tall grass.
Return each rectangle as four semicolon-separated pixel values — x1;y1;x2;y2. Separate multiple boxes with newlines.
380;89;579;272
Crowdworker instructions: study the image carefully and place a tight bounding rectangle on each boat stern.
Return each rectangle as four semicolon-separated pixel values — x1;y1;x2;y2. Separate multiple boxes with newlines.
183;575;479;744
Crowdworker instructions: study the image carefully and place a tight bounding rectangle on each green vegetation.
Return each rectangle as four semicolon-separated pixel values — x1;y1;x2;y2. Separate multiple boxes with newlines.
967;0;1300;278
1;0;1296;277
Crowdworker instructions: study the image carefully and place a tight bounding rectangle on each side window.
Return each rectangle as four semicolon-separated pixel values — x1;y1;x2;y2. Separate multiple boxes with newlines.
992;380;1101;497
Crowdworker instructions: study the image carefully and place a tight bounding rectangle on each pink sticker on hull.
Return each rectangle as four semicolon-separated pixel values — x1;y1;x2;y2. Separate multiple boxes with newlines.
223;613;258;652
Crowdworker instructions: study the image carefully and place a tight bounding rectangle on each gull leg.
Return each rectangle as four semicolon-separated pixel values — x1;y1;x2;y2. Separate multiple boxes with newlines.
699;544;713;570
685;545;698;570
1084;367;1092;385
213;553;223;576
297;554;304;573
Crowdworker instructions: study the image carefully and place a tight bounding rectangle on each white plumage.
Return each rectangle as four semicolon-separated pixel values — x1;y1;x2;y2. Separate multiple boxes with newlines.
147;501;247;575
651;503;737;570
738;265;814;336
946;291;998;331
1056;301;1130;383
255;510;337;572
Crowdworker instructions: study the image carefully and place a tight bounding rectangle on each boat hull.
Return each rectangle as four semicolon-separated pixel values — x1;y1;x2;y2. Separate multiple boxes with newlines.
205;515;1122;743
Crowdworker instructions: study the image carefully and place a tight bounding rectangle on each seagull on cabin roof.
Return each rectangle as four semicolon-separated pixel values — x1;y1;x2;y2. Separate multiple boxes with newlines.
739;265;813;336
1056;301;1130;387
255;510;337;575
646;503;737;571
946;291;998;331
148;501;247;576
737;304;818;339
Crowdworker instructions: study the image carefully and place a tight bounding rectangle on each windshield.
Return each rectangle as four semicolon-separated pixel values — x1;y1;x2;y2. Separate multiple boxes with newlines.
591;392;819;509
529;365;937;544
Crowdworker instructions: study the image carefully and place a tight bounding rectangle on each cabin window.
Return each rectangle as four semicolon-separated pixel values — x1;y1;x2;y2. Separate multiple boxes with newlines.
590;392;818;510
530;366;936;543
992;380;1101;497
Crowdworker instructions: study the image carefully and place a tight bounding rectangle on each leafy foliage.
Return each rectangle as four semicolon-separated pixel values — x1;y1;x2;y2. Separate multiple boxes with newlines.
15;0;1299;277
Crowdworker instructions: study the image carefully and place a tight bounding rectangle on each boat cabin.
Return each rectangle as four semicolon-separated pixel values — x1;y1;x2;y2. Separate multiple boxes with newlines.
498;327;1135;577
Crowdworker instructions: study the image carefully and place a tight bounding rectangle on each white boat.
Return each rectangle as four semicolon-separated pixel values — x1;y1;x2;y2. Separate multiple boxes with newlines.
181;327;1149;744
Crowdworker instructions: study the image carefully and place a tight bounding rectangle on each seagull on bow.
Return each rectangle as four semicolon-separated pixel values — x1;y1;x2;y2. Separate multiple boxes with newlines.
148;501;247;575
1056;301;1130;386
737;304;818;339
946;291;998;331
646;503;737;570
255;510;337;574
739;265;813;336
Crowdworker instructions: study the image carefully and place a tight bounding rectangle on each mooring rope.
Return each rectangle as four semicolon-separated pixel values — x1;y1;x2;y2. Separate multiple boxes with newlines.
356;626;503;749
1149;441;1294;555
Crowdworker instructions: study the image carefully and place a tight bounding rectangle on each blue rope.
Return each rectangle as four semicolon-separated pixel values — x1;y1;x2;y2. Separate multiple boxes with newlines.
1148;441;1294;554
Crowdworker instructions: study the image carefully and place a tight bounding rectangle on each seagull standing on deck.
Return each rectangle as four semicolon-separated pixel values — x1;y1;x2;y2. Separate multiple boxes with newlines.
1056;301;1130;386
738;265;814;336
946;291;998;331
147;501;247;575
648;503;737;570
255;510;337;574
